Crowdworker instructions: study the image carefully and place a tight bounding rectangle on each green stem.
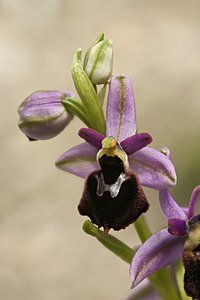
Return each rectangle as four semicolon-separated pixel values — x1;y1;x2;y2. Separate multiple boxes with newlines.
134;215;152;242
83;220;134;264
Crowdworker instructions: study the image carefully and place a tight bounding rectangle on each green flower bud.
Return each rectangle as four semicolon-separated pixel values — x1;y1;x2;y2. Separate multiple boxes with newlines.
84;34;113;85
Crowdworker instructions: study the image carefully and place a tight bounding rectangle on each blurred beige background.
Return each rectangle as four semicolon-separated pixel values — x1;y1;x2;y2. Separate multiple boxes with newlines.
1;0;200;299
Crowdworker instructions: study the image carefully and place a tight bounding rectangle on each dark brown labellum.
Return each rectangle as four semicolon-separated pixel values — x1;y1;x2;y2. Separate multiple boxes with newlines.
78;154;149;232
183;248;200;299
183;214;200;299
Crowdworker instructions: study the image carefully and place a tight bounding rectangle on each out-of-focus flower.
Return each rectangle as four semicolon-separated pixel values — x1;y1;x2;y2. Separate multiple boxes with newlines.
130;185;200;300
18;90;74;140
56;75;177;232
83;33;113;85
161;185;200;299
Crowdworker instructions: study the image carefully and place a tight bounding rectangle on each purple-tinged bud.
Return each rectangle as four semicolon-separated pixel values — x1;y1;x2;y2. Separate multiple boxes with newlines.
18;90;74;140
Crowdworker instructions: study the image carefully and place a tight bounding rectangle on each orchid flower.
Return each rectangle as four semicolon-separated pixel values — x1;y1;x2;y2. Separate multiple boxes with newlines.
130;185;200;299
17;32;200;300
56;75;176;232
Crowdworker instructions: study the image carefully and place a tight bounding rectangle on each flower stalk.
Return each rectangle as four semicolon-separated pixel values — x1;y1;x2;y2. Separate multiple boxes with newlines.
134;215;152;243
83;220;135;264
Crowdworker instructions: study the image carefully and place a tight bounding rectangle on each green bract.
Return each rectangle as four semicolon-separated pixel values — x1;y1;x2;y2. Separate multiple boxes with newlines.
71;48;106;134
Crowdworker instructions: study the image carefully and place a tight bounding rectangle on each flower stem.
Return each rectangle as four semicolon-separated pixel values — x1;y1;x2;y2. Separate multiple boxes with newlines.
134;215;152;242
83;220;135;263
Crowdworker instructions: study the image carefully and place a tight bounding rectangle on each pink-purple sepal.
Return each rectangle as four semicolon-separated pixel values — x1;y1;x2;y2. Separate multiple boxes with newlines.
130;228;185;288
120;133;152;155
78;128;104;149
168;218;188;236
106;75;136;142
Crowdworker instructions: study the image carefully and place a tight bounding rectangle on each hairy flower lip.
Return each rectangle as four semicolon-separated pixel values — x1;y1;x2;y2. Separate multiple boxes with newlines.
78;168;149;232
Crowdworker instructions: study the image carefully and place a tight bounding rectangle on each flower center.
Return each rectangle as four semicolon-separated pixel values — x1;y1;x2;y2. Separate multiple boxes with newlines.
97;136;129;171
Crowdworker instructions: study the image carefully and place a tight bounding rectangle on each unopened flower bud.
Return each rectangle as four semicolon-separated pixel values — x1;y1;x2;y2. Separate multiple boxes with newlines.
18;90;74;140
84;34;113;85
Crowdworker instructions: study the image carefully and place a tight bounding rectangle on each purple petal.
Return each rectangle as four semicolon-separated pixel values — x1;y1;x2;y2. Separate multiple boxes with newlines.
159;190;187;220
181;207;189;215
121;133;152;155
106;75;136;142
78;128;105;149
130;229;185;288
188;185;200;220
168;218;187;236
55;142;99;178
128;147;177;190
